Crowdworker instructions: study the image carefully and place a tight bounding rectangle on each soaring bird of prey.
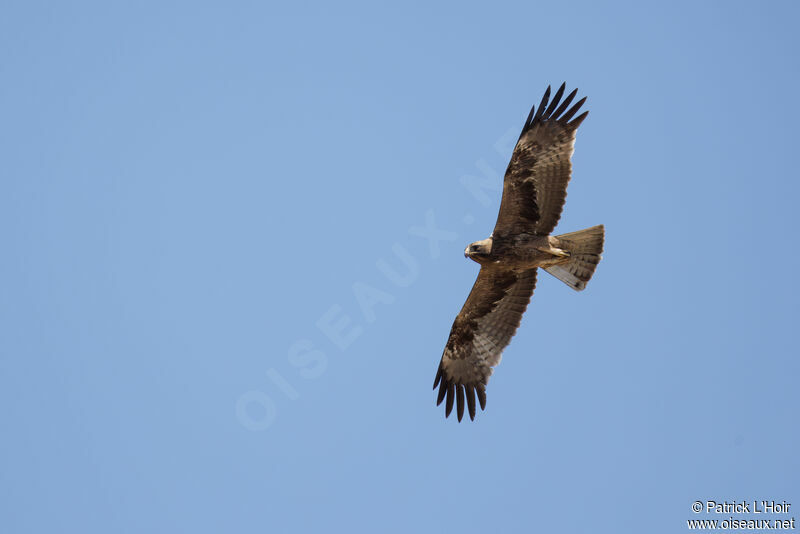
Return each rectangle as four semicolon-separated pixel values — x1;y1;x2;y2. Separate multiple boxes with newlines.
433;83;604;421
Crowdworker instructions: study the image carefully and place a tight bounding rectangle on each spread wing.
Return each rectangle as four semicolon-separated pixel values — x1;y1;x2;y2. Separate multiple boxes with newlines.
493;83;589;237
433;267;537;421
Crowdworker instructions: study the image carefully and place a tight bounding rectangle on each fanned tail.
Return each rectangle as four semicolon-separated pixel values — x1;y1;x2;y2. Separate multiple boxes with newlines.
544;225;604;291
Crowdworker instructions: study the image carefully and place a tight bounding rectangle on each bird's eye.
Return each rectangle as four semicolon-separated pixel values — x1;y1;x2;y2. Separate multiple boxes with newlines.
471;245;479;251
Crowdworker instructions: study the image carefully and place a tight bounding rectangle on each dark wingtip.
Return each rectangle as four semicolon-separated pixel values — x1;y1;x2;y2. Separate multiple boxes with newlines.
569;110;589;128
477;386;487;411
543;83;566;119
525;84;588;132
434;368;485;421
456;384;465;422
552;88;578;120
466;386;476;421
531;85;551;123
436;379;447;405
524;104;535;129
561;96;587;123
445;383;455;417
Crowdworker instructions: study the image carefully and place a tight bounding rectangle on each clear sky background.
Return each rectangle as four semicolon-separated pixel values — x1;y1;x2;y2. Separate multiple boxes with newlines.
2;1;798;533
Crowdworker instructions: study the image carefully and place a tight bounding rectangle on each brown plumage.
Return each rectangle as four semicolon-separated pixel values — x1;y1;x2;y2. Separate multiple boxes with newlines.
433;83;604;421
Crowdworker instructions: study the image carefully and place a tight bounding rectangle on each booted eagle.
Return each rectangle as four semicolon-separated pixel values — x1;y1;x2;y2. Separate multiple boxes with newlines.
433;83;604;421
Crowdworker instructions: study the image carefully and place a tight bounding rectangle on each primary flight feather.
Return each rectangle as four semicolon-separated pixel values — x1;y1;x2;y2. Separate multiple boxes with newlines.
433;83;604;421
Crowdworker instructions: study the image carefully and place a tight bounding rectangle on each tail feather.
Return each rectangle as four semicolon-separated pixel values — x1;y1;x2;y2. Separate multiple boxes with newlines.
544;225;604;291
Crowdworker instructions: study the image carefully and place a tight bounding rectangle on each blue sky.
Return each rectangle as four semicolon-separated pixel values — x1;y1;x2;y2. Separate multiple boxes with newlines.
2;1;798;532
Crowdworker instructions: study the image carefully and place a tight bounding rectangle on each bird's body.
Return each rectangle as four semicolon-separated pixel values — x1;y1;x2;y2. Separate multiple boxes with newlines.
466;234;570;269
433;83;605;421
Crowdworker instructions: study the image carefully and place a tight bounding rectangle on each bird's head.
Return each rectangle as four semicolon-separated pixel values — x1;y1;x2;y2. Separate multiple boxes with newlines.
464;238;492;264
